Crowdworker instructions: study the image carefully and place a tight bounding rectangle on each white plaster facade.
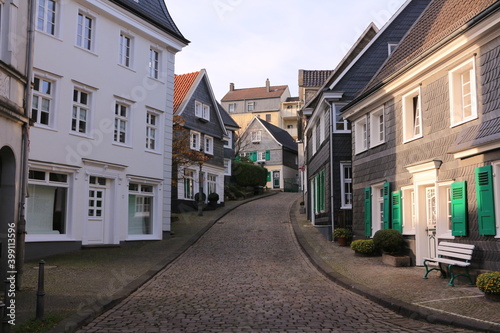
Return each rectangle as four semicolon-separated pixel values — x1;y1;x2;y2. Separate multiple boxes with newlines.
27;0;186;251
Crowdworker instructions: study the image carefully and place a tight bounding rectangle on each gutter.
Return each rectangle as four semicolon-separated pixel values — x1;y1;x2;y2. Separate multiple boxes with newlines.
342;1;500;116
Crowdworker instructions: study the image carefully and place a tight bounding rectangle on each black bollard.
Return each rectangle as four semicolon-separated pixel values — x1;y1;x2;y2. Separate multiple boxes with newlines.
36;260;45;321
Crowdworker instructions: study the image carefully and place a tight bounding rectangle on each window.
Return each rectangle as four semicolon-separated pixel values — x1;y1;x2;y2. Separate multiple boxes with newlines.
183;169;194;199
204;135;213;155
334;104;350;132
247;102;254;112
224;131;233;149
354;116;368;154
449;59;477;126
114;103;129;144
207;174;217;195
190;131;200;150
195;101;210;121
203;104;210;120
128;183;154;235
313;170;325;214
251;130;261;143
340;163;352;209
257;151;265;161
76;12;93;51
287;125;294;129
228;103;235;113
149;48;160;79
402;87;422;142
437;183;453;238
224;159;231;176
402;187;416;233
426;186;437;230
32;77;53;126
27;170;68;235
311;125;317;155
119;33;132;67
370;107;385;147
146;112;158;150
72;89;90;134
37;0;56;35
265;114;271;122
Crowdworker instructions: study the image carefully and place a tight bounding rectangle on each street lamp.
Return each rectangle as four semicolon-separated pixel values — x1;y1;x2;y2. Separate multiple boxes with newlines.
197;147;204;216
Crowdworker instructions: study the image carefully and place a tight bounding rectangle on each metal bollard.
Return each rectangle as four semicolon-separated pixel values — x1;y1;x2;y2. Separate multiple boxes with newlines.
36;260;45;321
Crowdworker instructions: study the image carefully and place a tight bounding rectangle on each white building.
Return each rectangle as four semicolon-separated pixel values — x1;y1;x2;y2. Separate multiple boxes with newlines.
26;0;188;257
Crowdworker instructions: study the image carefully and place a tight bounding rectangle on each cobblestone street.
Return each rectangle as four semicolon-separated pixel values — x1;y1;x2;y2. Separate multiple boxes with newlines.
77;193;475;332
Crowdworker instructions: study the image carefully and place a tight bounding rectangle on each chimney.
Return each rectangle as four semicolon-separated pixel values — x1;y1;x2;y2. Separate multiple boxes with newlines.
229;82;235;91
266;78;270;92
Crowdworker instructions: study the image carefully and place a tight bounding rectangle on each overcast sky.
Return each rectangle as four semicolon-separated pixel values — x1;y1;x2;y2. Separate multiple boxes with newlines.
167;0;407;100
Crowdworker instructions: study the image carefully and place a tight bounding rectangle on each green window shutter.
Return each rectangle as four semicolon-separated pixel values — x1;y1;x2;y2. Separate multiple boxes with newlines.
320;170;325;211
475;166;496;235
391;191;403;233
315;174;320;213
364;187;372;237
451;181;468;236
250;151;257;162
267;171;271;182
383;182;391;229
265;150;270;161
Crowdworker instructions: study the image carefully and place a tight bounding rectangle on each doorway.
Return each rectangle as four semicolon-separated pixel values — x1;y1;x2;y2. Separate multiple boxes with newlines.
273;171;280;189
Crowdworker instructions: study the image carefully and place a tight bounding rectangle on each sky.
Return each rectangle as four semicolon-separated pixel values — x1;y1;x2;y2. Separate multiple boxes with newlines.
166;0;407;100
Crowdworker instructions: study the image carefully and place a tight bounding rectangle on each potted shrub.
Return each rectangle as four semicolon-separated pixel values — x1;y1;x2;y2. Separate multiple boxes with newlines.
350;239;377;256
332;228;353;246
477;271;500;302
207;192;219;210
373;229;410;267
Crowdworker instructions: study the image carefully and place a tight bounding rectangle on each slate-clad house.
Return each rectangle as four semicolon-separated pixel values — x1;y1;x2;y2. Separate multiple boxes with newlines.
238;117;298;191
172;70;228;212
218;104;240;185
26;0;187;258
301;0;430;238
342;0;500;270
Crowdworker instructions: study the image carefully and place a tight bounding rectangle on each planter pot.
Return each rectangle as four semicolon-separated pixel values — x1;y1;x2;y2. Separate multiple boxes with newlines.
337;237;348;247
382;253;410;267
485;293;500;302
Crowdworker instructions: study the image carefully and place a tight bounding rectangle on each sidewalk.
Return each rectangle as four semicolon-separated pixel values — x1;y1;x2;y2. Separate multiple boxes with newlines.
16;192;500;333
289;198;500;333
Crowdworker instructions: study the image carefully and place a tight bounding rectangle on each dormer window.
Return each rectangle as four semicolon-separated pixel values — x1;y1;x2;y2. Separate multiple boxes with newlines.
251;130;262;143
195;100;210;121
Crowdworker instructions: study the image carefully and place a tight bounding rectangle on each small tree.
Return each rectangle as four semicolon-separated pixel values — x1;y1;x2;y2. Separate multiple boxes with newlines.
232;161;267;187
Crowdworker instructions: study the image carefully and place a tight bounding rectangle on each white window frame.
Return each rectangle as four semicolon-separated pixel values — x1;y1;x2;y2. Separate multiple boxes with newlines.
149;48;160;79
119;32;133;68
224;159;231;176
401;186;416;235
251;130;261;143
370;106;385;147
372;183;385;235
114;102;130;145
204;135;214;155
36;0;57;36
71;88;91;135
319;112;325;144
449;58;478;127
228;103;235;113
311;126;317;155
333;104;350;133
128;182;155;236
354;115;368;154
183;169;195;200
247;102;254;112
146;111;159;151
437;182;453;239
203;104;210;121
402;87;422;143
257;151;266;162
224;131;233;149
76;11;94;51
340;162;352;209
32;76;54;127
207;174;217;195
190;130;201;151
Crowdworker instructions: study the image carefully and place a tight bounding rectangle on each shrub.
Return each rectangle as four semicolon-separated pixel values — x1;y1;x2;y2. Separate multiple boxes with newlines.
332;228;353;239
208;192;219;202
194;192;206;202
477;272;500;295
373;229;404;254
350;239;377;255
232;161;267;187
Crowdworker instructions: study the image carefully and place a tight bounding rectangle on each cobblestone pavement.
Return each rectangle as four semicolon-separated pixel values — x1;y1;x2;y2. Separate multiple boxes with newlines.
76;193;475;333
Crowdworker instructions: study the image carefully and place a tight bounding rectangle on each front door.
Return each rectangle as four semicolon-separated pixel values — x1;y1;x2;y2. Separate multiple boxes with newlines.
273;171;280;189
86;176;107;244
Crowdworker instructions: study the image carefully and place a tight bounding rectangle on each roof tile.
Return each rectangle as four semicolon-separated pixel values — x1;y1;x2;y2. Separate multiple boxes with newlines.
173;72;199;113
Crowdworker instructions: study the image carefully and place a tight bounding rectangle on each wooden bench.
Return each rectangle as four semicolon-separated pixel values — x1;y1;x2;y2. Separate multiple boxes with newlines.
423;241;475;286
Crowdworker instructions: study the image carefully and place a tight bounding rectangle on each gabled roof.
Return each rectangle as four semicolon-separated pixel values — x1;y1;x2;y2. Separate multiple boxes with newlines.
247;117;298;152
221;84;289;101
218;103;240;129
109;0;189;44
174;69;228;137
360;0;498;95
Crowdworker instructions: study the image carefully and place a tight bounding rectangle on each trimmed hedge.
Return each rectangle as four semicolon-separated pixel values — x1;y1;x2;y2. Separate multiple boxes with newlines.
232;161;267;187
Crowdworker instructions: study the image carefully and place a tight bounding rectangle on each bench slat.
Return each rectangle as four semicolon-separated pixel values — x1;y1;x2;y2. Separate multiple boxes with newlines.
436;250;472;260
423;257;470;267
438;241;475;250
436;246;474;256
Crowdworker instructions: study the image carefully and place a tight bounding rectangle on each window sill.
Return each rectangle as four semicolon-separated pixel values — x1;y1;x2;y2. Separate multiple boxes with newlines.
450;116;478;128
112;142;133;149
74;45;98;56
369;141;385;149
126;235;161;241
118;63;136;73
354;148;368;155
145;149;161;155
147;76;164;84
35;30;63;42
69;131;93;139
26;234;76;242
33;124;58;132
403;135;423;144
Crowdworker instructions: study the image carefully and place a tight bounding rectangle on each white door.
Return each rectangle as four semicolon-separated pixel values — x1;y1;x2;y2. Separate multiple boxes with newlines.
86;176;107;244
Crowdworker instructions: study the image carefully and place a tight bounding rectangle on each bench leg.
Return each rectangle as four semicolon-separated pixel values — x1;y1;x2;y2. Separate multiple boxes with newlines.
447;265;474;286
423;260;446;279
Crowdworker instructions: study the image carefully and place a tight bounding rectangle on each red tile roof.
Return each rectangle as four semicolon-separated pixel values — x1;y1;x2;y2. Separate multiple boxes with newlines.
173;71;199;113
221;85;289;101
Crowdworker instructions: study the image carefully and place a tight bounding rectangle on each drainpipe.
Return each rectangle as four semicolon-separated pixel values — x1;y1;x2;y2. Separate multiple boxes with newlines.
16;0;36;291
330;102;336;239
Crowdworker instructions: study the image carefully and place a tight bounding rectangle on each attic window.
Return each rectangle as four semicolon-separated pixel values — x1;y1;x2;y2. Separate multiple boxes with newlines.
388;43;398;56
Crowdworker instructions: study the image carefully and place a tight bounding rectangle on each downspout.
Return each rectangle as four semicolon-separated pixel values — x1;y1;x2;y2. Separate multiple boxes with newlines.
330;102;336;239
17;0;36;290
